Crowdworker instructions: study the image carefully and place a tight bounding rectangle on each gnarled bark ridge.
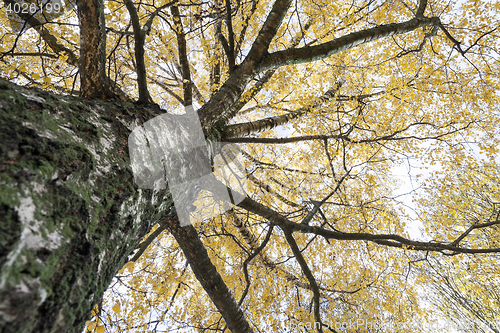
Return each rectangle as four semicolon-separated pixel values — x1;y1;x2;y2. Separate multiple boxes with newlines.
0;79;170;332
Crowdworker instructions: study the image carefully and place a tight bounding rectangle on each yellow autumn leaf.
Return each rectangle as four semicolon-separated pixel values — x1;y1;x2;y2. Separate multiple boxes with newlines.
95;326;105;333
87;321;96;331
112;303;121;314
90;304;100;318
124;261;135;273
43;77;51;85
32;73;40;80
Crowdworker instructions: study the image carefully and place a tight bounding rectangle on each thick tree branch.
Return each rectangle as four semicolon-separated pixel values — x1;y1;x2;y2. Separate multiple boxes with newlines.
77;0;113;98
222;80;344;139
123;0;176;103
225;0;236;72
171;4;193;106
416;0;427;17
172;59;206;104
258;16;441;72
197;0;292;129
235;193;500;255
216;19;234;71
243;0;292;64
223;133;345;144
163;215;254;333
224;119;467;144
123;0;150;103
217;18;314;126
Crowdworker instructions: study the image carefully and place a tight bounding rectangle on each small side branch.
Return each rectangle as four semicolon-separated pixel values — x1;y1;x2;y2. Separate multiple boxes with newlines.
283;230;325;333
451;219;500;247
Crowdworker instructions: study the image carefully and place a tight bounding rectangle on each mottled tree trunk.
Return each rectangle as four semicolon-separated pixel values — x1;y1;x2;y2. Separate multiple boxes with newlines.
77;0;111;99
0;79;170;332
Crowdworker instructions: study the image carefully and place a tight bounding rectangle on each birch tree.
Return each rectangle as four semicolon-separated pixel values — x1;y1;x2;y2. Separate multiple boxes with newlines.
1;0;500;332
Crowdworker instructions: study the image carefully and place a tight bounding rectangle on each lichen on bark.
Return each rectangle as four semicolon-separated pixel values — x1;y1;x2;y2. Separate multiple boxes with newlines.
0;79;172;333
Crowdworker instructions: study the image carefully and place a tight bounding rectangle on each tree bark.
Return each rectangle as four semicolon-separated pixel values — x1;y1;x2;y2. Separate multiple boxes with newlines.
0;77;255;333
77;0;111;99
124;0;150;103
0;79;169;332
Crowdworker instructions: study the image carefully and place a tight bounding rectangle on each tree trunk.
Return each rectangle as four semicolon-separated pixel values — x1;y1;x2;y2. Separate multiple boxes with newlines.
77;0;111;99
0;79;170;332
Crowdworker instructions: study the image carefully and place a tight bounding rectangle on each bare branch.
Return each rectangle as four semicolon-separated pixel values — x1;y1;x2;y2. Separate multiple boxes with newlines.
234;191;500;255
0;52;58;59
283;230;324;333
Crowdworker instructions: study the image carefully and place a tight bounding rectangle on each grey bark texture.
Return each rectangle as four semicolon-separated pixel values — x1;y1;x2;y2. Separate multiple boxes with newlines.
0;79;171;332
